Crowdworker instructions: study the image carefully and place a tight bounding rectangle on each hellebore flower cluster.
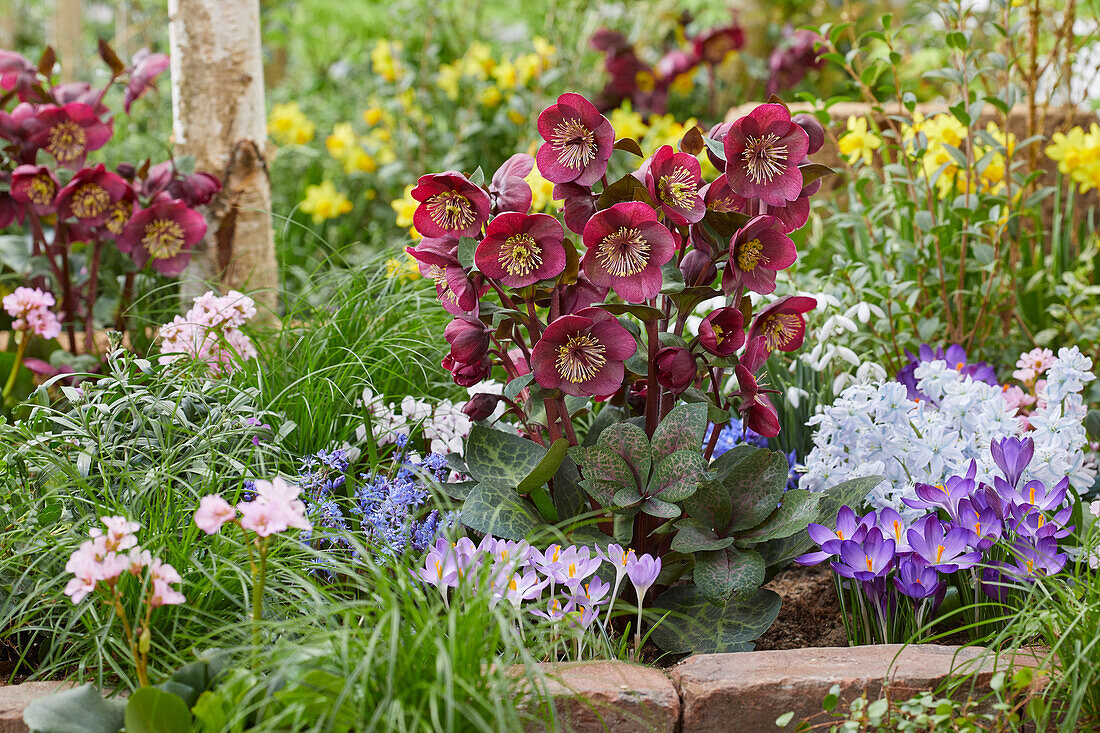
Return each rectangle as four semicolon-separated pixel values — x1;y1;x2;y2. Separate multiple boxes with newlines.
404;90;827;583
415;536;660;654
588;13;745;116
0;44;219;366
798;437;1071;644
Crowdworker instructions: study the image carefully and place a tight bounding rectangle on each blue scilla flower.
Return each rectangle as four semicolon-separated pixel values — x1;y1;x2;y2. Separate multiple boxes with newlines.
353;452;451;556
705;418;769;457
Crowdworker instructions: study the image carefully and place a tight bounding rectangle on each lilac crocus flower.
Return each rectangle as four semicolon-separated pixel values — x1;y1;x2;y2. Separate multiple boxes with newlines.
904;465;977;518
551;546;602;588
596;543;634;624
626;553;661;600
416;539;461;602
572;575;611;609
906;516;981;573
990;436;1034;489
981;562;1013;602
896;344;998;401
1008;537;1067;581
1009;503;1073;540
953;498;1003;551
875;508;912;552
797;506;874;565
893;557;941;600
830;530;895;581
494;568;549;610
531;596;574;622
1011;477;1069;514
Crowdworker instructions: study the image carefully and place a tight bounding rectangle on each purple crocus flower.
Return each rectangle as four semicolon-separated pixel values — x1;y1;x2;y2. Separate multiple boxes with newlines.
530;596;574;622
830;530;895;581
1008;537;1067;581
797;505;874;565
906;515;981;572
1008;503;1073;540
981;562;1013;602
896;344;999;401
953;498;1003;551
990;436;1034;489
550;546;602;588
893;557;941;600
1013;477;1069;514
626;553;662;600
903;463;977;518
875;508;912;552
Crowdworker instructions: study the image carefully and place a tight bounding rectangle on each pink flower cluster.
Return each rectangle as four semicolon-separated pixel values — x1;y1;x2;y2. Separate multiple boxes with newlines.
195;477;311;538
2;286;62;339
158;290;258;377
1002;348;1056;424
64;515;184;606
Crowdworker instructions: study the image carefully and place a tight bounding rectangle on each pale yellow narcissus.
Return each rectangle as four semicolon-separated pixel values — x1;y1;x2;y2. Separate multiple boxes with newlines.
391;184;421;240
300;181;353;224
838;116;881;166
268;102;315;146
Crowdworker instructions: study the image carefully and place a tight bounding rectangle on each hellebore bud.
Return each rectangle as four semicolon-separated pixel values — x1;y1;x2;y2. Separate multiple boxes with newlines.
679;248;716;287
792;114;825;155
654;346;696;394
462;392;500;421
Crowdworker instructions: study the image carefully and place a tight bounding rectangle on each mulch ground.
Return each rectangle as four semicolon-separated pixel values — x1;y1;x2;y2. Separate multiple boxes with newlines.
756;563;849;651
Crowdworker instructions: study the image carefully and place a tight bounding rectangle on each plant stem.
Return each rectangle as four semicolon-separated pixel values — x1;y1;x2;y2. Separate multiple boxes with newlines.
2;332;29;401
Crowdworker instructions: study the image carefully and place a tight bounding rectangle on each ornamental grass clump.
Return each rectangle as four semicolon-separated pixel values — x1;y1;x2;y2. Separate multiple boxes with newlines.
799;436;1075;645
400;90;878;653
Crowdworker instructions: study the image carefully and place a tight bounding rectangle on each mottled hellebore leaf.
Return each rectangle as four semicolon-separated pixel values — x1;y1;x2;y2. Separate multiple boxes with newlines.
460;483;540;540
642;497;681;518
694;546;765;605
613;137;645;157
724;449;791;533
648;449;707;503
465;424;547;489
596;421;651;487
669;523;736;553
650;585;781;653
650;403;707;463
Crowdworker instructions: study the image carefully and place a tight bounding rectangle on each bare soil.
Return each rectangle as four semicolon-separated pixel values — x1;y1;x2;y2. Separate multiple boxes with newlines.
756;563;849;651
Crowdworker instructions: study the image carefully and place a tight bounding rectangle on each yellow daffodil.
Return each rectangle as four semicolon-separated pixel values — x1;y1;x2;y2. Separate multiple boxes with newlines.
300;181;353;224
609;102;648;142
326;122;358;162
476;85;503;108
371;39;403;83
507;109;527;126
362;106;384;127
462;42;495;79
491;60;518;89
343;147;377;174
838;116;881;166
391;184;421;240
268;102;315;146
385;254;421;281
533;36;556;62
514;53;542;86
437;62;462;101
670;71;695;95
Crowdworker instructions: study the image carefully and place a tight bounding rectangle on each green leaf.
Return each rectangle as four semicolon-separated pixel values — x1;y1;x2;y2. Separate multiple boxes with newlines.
582;404;627;446
724;449;790;532
577;445;637;488
799;163;836;187
1085;410;1100;442
648;449;707;503
503;374;534;401
613;137;644;157
650;585;781;653
695;546;765;605
669;524;736;553
552;457;587;521
682;478;733;533
469;165;485;187
736;490;821;543
642;497;681;518
596;173;653;209
679;387;730;424
516;438;569;494
614;487;644;508
457;237;478;269
703;136;726;162
125;687;191;733
22;684;125;733
597;303;664;322
650;402;707;463
596;421;651;486
464;425;547;489
460;483;540;540
659;260;685;294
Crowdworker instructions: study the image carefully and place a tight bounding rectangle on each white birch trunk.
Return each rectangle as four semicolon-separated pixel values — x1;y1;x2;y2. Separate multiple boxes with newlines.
167;0;277;314
53;0;81;81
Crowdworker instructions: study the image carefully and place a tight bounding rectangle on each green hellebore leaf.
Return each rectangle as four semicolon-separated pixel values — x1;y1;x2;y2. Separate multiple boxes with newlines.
669;523;736;553
613;137;645;157
124;687;192;733
650;403;708;463
576;445;636;487
659;260;685;294
724;449;790;532
516;438;569;494
682;478;733;534
695;546;765;605
613;487;644;509
504;373;534;402
799;163;836;188
678;387;731;424
702;136;726;162
595;421;651;488
596;173;653;209
460;483;540;540
465;424;547;489
642;497;681;518
648;449;707;503
735;490;821;543
650;585;781;654
597;303;665;322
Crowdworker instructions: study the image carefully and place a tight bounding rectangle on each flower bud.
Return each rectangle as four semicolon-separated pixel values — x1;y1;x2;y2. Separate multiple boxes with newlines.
444;315;491;363
793;114;825;155
654;346;696;394
699;307;745;356
116;162;136;180
462;392;500;421
679;248;716;287
442;354;491;388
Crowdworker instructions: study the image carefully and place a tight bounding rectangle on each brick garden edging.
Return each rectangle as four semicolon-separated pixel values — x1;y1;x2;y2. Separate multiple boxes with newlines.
0;645;1042;733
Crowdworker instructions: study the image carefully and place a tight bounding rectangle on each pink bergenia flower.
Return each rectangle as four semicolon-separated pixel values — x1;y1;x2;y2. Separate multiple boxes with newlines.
90;515;141;552
148;558;185;607
3;286;62;339
644;145;705;225
475;212;566;288
412;172;491;239
194;494;237;534
536;92;614;186
237;477;311;537
722;215;798;295
1013;348;1055;384
532;307;636;397
581;202;676;303
723;103;809;206
118;199;207;276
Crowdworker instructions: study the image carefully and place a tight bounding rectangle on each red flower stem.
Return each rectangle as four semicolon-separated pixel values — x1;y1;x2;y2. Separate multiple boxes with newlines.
524;297;543;341
488;280;521;313
28;214;64;292
56;223;78;354
644;318;660;437
84;240;103;355
544;397;563;444
556;396;577;445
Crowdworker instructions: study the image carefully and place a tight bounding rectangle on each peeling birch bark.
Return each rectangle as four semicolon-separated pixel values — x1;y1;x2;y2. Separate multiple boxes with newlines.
167;0;278;315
